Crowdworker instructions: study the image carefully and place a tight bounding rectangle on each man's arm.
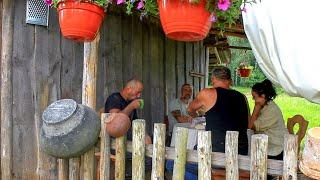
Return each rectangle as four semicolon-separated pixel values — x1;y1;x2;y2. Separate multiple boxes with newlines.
108;99;141;116
171;110;192;123
187;90;207;117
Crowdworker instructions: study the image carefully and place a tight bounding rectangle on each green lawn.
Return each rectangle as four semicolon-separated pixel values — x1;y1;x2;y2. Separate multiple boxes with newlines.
234;86;320;148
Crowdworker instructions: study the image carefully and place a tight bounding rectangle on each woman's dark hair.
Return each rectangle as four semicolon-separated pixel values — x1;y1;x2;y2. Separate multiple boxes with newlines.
252;79;277;102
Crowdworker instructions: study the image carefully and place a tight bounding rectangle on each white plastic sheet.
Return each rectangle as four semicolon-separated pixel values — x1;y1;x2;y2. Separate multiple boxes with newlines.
242;0;320;104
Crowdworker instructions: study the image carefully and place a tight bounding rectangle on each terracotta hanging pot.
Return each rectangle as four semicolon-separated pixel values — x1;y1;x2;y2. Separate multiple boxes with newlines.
237;68;252;77
157;0;212;42
57;1;105;42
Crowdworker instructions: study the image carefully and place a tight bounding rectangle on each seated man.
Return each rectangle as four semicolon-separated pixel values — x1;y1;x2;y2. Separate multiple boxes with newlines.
188;66;249;155
104;78;152;178
167;83;193;145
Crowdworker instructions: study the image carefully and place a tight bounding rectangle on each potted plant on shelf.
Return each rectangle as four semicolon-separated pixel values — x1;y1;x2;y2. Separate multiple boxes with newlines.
157;0;252;42
45;0;108;42
237;62;253;77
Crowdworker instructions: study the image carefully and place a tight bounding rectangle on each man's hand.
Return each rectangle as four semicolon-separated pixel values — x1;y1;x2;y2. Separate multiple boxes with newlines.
129;99;142;109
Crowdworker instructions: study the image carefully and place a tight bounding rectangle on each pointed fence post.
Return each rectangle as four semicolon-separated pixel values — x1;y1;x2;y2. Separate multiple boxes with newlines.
225;131;239;180
115;135;126;180
100;113;111;180
198;131;212;180
173;127;188;180
250;134;268;180
151;123;166;180
132;119;146;180
283;134;298;180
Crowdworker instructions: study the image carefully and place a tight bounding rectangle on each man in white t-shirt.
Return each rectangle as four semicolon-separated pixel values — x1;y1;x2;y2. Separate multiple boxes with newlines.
168;84;193;137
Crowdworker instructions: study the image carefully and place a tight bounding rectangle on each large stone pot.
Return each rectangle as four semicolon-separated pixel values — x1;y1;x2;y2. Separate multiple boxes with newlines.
40;99;101;158
299;127;320;179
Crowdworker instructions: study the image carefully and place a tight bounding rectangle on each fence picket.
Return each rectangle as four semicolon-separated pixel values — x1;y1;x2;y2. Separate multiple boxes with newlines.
250;134;268;180
132;119;146;180
151;123;166;180
226;131;239;180
100;113;111;180
173;127;188;180
283;134;298;180
198;131;212;180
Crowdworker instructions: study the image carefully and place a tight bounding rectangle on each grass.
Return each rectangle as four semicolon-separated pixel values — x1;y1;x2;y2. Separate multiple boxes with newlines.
234;86;320;149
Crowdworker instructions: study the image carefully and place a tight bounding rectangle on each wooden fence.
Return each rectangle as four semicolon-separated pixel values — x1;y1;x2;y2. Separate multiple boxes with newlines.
99;113;298;180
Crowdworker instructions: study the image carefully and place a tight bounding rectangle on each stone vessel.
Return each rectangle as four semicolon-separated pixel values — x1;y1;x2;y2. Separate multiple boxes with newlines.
40;99;101;158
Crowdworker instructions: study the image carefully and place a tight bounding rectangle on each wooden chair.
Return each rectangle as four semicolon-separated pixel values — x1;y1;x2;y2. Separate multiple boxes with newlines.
287;115;309;153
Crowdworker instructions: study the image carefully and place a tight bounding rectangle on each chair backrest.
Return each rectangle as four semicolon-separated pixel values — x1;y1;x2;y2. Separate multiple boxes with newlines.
287;115;309;152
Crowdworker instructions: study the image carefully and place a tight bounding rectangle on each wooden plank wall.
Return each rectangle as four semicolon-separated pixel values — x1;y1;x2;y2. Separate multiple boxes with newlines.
7;1;207;177
97;14;208;133
11;3;83;179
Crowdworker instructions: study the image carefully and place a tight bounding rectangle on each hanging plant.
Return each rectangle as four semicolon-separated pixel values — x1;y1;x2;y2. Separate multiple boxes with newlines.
44;0;108;42
45;0;254;42
237;62;253;77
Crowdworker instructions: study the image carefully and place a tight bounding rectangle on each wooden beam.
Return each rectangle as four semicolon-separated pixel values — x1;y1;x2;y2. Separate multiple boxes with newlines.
1;0;15;179
226;46;251;50
209;30;247;38
82;33;100;179
99;113;111;180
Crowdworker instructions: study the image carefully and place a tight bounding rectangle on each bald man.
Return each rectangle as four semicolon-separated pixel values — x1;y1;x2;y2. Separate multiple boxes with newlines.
105;78;145;141
105;79;152;179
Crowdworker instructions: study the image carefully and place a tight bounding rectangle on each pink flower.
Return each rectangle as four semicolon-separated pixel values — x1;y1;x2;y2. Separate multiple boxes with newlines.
210;14;217;22
117;0;125;5
137;1;144;9
44;0;53;6
217;0;231;11
241;7;247;13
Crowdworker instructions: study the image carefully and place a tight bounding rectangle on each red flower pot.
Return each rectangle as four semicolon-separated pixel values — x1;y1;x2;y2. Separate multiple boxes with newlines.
57;1;105;42
157;0;212;42
237;68;252;77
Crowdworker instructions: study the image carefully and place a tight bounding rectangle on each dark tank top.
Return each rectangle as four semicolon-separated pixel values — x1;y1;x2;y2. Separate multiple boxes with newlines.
205;87;249;155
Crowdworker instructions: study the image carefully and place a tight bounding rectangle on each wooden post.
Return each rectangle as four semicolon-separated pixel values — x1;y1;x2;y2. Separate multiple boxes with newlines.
283;134;298;180
100;113;111;180
132;119;146;180
250;134;268;180
82;32;100;180
69;159;80;180
58;159;69;180
1;0;15;179
247;129;254;156
151;123;166;180
225;131;239;180
173;127;188;180
115;136;126;180
198;131;212;180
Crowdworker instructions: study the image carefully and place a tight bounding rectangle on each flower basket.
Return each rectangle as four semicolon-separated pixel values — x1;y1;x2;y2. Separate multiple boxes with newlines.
237;68;252;77
57;1;105;42
157;0;212;42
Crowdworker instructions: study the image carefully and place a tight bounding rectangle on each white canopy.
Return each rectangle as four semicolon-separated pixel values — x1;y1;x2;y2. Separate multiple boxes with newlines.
242;0;320;104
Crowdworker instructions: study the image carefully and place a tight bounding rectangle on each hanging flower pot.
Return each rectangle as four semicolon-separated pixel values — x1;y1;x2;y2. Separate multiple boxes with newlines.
157;0;212;42
237;68;252;77
57;1;105;42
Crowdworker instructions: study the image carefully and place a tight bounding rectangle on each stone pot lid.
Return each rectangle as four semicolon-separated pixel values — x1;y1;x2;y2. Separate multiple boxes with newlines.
42;99;77;125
